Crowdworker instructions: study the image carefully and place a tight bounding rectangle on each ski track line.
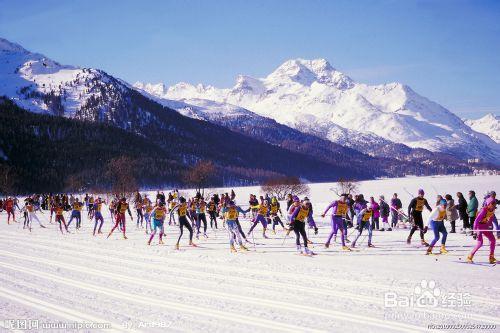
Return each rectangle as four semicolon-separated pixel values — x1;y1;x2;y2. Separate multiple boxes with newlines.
5;249;498;330
0;231;428;291
1;231;497;308
3;239;384;305
1;230;495;307
0;251;429;333
0;260;325;333
0;286;135;333
0;272;191;333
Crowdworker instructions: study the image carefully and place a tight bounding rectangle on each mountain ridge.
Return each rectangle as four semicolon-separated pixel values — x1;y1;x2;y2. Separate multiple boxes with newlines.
141;58;499;164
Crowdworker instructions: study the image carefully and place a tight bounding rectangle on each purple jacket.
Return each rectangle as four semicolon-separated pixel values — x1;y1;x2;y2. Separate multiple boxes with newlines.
473;206;495;230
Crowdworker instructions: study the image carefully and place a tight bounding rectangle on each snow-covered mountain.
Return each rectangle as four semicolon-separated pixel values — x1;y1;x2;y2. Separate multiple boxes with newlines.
464;113;500;144
0;37;387;182
137;59;500;163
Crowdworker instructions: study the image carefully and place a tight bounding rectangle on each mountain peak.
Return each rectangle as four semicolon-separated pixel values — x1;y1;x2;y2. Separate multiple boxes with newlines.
0;37;29;53
266;58;353;89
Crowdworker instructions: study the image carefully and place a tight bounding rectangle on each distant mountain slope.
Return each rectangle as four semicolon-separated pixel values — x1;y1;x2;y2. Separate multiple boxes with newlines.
465;114;500;144
134;91;472;176
141;58;500;163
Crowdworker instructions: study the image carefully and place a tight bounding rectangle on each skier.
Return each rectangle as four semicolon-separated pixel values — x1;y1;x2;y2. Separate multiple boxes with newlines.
25;198;46;230
467;197;497;264
304;197;319;237
54;200;69;234
143;195;153;234
170;197;196;250
148;202;167;245
482;191;499;239
248;199;270;239
4;197;16;224
208;198;218;229
196;198;208;238
93;197;105;236
135;194;144;229
270;197;285;233
221;201;250;252
351;204;375;248
322;194;350;250
407;189;432;245
107;197;133;239
289;197;314;255
425;199;449;255
67;198;83;230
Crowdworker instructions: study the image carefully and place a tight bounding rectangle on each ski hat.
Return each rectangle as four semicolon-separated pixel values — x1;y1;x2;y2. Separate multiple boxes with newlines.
293;196;300;202
379;195;385;200
271;197;277;203
439;199;447;206
486;197;496;207
179;197;186;203
418;189;425;196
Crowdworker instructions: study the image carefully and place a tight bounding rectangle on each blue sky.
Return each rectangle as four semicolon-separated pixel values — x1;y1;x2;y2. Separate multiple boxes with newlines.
1;0;499;118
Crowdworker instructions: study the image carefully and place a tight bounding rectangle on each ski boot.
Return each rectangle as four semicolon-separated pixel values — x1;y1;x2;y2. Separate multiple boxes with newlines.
406;236;411;244
345;238;350;244
147;239;151;245
123;235;128;240
107;232;112;239
263;234;269;239
304;247;315;256
189;241;197;247
240;244;249;251
230;244;237;253
175;243;180;250
203;233;208;238
296;245;303;255
368;243;375;248
380;228;385;231
324;243;330;249
440;245;448;254
333;235;337;243
342;246;352;251
351;242;356;248
387;228;392;231
159;239;164;245
272;229;276;235
467;254;474;263
490;255;497;264
426;247;433;255
307;239;313;245
421;239;429;246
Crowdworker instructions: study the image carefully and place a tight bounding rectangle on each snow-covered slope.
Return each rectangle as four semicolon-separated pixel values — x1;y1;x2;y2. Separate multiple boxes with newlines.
0;38;130;120
465;113;500;144
1;175;499;332
133;85;429;160
139;59;500;163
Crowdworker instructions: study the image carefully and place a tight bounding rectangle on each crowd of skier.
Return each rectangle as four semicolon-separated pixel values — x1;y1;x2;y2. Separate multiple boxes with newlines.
1;186;498;263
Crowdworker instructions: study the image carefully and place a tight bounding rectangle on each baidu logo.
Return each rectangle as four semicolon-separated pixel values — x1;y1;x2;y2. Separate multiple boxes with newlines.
413;280;441;307
384;279;471;308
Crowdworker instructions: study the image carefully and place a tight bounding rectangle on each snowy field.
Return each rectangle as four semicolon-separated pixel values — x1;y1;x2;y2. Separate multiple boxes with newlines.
0;174;499;332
